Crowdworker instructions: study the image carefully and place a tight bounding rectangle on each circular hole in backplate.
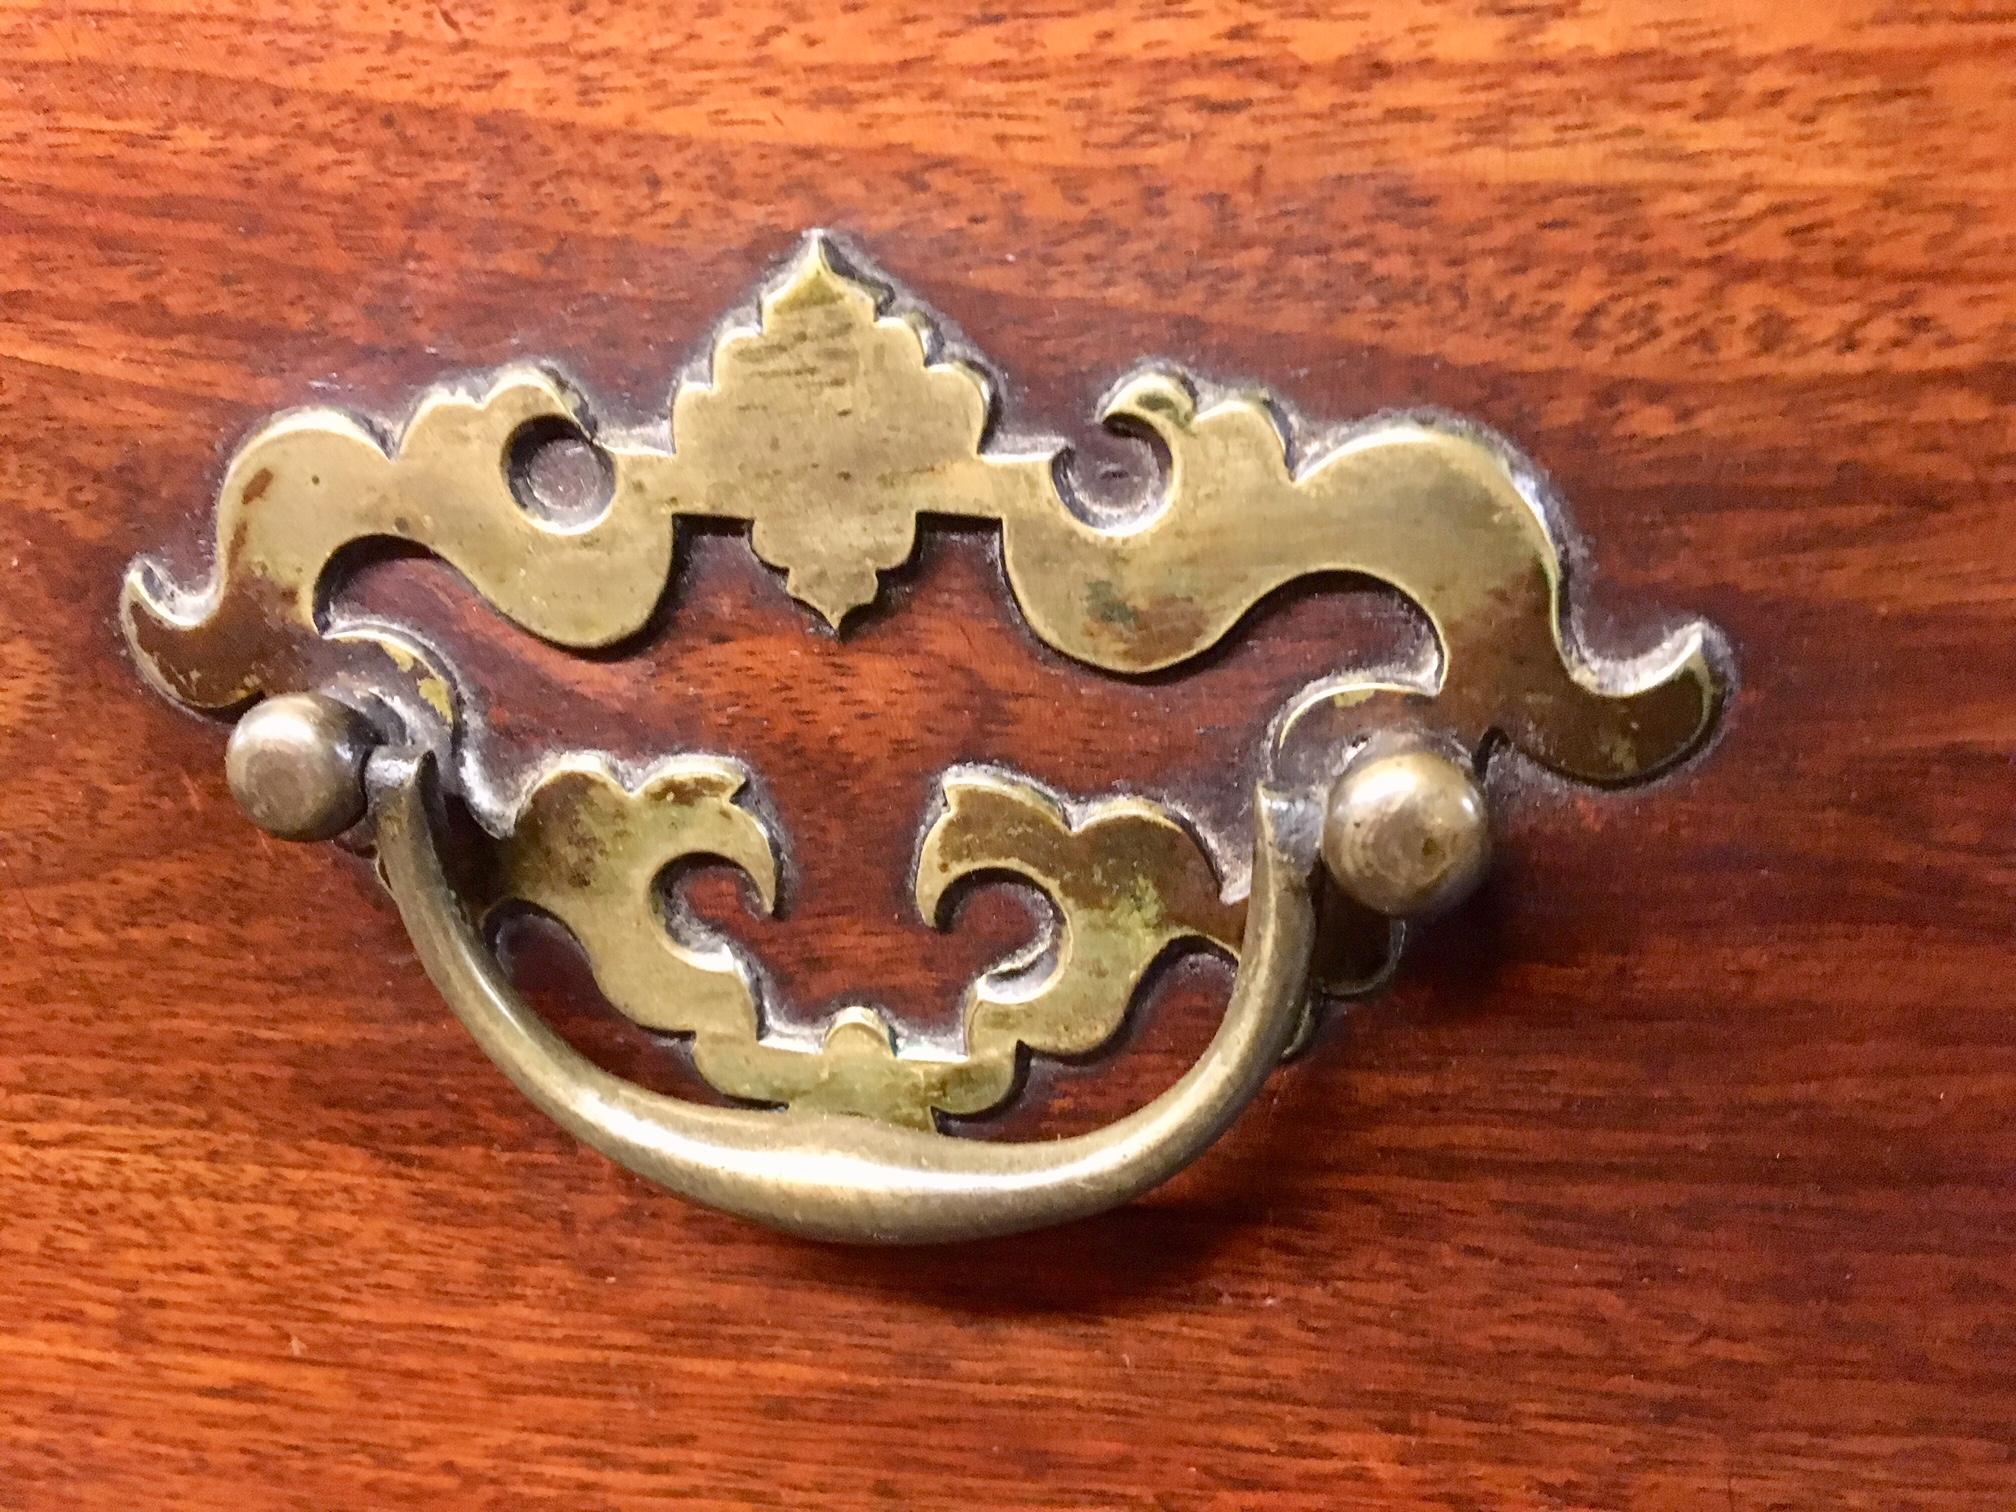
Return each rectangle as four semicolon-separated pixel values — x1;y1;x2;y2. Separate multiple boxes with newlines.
505;415;615;528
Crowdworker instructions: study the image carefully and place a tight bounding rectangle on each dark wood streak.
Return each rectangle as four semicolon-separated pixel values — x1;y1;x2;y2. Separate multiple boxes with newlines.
1;0;2014;1506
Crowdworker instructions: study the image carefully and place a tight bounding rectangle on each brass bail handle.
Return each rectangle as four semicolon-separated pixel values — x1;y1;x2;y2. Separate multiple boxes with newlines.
223;703;1490;1244
380;754;1321;1245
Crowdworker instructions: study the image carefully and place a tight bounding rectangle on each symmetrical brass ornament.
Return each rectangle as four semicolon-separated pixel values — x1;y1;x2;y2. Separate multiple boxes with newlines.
123;235;1726;1241
462;760;1238;1130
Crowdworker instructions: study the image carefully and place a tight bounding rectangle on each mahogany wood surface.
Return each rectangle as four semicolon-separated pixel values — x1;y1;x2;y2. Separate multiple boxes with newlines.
2;1;2014;1506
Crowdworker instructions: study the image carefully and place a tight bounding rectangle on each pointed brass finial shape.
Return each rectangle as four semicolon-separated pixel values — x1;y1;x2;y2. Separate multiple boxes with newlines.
124;233;1726;1241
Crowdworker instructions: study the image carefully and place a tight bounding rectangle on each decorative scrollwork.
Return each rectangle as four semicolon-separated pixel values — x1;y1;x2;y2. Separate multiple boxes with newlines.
468;762;1237;1129
123;233;1714;784
123;232;1724;1131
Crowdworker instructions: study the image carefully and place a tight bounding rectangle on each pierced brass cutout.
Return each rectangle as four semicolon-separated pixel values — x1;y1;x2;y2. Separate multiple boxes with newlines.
467;761;1237;1130
123;234;1725;1241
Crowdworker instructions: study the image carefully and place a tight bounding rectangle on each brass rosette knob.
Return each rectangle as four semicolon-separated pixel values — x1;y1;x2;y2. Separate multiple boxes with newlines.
122;235;1725;1243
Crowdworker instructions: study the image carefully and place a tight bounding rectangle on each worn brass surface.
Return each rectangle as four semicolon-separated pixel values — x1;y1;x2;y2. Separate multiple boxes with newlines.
382;755;1315;1244
123;235;1715;791
468;762;1238;1128
1322;743;1493;920
224;691;378;842
124;233;1726;1238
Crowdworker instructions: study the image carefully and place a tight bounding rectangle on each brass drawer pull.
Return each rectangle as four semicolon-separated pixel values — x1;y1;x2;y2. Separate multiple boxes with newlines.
123;235;1725;1242
372;749;1316;1243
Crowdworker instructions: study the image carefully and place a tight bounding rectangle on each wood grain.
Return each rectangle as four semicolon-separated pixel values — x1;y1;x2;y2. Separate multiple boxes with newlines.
2;0;2014;1506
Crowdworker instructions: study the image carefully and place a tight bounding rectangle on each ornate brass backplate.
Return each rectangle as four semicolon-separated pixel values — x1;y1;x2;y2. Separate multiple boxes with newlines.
122;235;1725;1240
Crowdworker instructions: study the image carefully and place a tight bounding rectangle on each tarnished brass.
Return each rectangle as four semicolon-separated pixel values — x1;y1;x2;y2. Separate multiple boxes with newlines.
123;237;1714;784
1322;742;1492;920
463;760;1238;1129
225;691;377;842
123;233;1727;1241
380;753;1315;1243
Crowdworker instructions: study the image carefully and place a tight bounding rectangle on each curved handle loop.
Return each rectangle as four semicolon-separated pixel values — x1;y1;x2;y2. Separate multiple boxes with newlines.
378;758;1319;1244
